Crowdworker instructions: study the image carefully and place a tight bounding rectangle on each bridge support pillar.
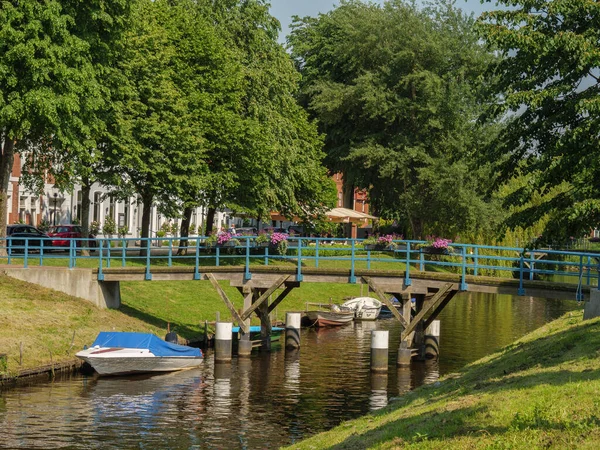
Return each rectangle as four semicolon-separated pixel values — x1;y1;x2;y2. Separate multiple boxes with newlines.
584;289;600;320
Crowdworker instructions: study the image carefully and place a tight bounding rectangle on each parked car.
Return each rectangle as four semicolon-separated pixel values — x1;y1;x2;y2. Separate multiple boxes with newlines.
47;224;97;249
6;224;52;252
233;227;258;236
261;227;287;234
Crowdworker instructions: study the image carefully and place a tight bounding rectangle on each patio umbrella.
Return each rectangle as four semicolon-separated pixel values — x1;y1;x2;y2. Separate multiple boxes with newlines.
325;207;377;223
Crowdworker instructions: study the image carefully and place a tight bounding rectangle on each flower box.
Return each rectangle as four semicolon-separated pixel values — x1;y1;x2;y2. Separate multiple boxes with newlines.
420;246;450;255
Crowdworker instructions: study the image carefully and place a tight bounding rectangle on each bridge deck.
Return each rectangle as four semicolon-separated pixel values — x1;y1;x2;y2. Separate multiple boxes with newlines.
93;266;588;301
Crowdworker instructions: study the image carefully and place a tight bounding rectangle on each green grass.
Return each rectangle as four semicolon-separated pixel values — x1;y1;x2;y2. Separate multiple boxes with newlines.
0;274;363;376
287;310;600;449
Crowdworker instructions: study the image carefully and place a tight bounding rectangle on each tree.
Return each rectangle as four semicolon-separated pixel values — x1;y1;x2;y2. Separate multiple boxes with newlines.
105;0;214;245
289;0;497;239
477;0;600;239
0;0;101;241
199;0;337;234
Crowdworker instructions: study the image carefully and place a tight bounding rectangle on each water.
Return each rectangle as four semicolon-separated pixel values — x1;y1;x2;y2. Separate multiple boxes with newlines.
0;293;579;449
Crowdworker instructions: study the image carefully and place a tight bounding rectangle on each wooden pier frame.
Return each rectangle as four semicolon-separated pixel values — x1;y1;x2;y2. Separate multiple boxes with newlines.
207;273;298;350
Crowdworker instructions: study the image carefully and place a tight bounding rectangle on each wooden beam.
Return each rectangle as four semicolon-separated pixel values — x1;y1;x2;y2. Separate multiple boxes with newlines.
363;277;408;329
267;285;295;314
424;290;457;329
402;283;454;340
206;273;248;334
241;275;290;321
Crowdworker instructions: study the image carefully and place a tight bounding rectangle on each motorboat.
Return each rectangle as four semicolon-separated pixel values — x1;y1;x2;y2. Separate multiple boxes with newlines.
305;304;354;327
341;297;382;321
231;325;284;347
76;332;203;376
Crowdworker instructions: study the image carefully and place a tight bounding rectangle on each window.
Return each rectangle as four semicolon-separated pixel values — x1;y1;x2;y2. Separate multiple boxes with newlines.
75;190;82;222
93;192;101;222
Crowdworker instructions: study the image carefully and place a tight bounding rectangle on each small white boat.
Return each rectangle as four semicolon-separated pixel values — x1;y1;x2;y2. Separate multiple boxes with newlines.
305;308;355;327
341;297;382;321
76;332;203;376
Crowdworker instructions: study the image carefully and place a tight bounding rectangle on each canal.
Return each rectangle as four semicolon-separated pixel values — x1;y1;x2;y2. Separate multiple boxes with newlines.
0;292;579;449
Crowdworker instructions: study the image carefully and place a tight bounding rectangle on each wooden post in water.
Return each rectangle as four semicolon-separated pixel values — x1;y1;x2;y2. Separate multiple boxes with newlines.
397;340;411;367
238;292;253;357
412;294;426;361
425;320;441;359
256;289;272;350
370;330;389;372
214;322;232;363
285;312;301;349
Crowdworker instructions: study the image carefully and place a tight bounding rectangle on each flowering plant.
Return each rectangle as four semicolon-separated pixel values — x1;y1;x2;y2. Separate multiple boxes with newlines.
270;232;289;255
363;233;403;250
418;236;453;253
217;232;233;245
255;232;269;245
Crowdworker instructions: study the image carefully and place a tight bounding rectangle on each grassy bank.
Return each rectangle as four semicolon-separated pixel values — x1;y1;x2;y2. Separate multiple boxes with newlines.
288;310;600;449
0;274;361;375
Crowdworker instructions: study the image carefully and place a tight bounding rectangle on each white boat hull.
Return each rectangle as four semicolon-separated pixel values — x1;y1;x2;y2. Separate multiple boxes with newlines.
76;347;203;376
305;310;354;327
341;297;382;321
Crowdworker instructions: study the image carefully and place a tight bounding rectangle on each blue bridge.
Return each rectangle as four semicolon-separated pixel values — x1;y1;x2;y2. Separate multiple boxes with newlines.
3;235;599;353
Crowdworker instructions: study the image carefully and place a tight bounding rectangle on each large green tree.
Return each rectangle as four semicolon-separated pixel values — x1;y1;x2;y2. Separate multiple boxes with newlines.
200;0;336;233
289;0;497;239
105;0;221;243
0;0;103;240
477;0;600;239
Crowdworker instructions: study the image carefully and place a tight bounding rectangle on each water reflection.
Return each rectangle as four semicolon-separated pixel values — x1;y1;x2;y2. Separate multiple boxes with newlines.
0;293;578;449
369;373;388;410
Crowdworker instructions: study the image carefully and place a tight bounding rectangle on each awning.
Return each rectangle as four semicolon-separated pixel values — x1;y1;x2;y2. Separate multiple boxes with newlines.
267;208;377;224
325;207;377;223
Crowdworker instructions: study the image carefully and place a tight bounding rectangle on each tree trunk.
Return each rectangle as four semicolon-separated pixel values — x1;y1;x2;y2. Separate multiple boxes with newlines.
342;179;354;238
80;177;92;256
0;137;15;255
205;207;216;235
139;193;153;257
177;206;192;255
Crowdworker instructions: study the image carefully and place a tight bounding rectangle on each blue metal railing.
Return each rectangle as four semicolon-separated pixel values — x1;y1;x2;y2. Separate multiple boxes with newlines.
1;236;599;296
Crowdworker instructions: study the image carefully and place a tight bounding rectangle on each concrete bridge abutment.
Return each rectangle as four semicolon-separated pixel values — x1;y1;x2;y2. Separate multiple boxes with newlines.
1;267;121;309
584;289;600;320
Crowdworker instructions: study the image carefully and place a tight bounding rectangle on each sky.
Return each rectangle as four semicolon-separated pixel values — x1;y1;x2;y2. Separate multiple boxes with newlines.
268;0;497;42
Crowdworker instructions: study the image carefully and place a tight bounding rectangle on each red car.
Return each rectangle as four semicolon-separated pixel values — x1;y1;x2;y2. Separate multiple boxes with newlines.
47;225;96;248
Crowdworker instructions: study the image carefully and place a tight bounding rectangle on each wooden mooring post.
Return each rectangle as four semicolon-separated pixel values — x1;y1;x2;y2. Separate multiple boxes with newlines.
206;273;299;354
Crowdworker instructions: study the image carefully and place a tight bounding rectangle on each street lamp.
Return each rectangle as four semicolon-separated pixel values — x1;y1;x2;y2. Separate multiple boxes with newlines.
53;193;58;226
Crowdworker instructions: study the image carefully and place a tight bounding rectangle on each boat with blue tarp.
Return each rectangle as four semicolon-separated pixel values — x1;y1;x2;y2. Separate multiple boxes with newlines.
76;332;203;376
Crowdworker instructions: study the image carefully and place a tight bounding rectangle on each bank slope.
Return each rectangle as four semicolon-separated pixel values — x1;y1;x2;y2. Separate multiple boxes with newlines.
289;310;600;449
0;275;165;376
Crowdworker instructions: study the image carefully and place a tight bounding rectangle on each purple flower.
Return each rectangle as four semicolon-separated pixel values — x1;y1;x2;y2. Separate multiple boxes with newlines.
217;232;232;245
432;238;452;249
270;232;288;245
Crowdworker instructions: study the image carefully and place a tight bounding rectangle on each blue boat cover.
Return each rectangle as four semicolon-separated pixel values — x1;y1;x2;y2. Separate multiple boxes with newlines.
91;332;202;357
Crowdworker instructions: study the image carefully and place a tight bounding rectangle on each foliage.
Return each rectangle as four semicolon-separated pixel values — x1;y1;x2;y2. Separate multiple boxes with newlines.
270;232;289;255
103;217;116;236
0;0;116;239
117;226;129;238
289;0;499;239
89;221;101;236
255;233;269;245
417;235;454;253
477;0;600;240
189;223;197;235
38;219;51;233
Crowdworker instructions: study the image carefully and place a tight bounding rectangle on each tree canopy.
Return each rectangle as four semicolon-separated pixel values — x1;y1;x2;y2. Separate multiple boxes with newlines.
477;0;600;239
289;0;497;239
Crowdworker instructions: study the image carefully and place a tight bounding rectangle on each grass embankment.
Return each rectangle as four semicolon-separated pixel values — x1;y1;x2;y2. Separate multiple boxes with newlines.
288;310;600;449
0;274;361;375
